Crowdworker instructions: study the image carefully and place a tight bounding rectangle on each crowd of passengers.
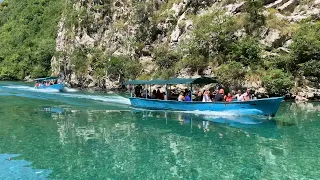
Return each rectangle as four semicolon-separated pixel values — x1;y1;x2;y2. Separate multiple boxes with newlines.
35;80;58;88
134;85;253;102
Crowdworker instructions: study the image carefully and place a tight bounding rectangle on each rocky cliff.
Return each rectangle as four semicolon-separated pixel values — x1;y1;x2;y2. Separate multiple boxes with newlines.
51;0;320;98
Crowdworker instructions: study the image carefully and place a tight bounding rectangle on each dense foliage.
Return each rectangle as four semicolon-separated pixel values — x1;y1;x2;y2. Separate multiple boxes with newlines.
262;69;294;95
151;1;318;94
0;0;64;80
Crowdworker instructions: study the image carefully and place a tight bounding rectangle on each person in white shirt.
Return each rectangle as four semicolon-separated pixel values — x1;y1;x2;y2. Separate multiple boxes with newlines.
202;90;212;102
235;90;244;101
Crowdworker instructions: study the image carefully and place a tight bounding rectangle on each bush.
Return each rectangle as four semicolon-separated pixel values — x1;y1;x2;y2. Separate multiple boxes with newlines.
70;48;88;75
300;60;320;86
216;61;246;88
124;59;142;80
230;37;261;66
153;44;181;69
176;55;208;73
300;60;320;78
153;68;175;80
190;10;237;59
264;53;293;72
262;69;294;95
291;22;320;66
106;56;141;81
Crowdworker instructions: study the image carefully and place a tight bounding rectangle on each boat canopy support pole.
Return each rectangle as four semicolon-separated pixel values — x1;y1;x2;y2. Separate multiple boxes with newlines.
130;84;133;97
190;83;193;102
146;85;148;98
166;84;168;100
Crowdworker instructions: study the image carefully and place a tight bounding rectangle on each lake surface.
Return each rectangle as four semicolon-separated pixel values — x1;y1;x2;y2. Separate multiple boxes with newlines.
0;81;320;179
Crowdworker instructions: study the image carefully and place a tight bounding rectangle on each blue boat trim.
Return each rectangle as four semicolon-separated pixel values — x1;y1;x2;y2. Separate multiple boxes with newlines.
36;83;64;91
129;97;284;116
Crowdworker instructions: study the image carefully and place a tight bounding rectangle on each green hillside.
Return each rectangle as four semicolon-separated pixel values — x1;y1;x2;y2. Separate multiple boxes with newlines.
0;0;64;80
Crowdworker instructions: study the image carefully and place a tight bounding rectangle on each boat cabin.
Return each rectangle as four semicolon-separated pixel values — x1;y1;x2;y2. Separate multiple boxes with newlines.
123;77;219;101
34;77;59;87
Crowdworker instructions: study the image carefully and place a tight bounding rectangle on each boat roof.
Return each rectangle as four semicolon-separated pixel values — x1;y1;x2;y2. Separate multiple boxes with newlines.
123;77;218;85
34;76;58;81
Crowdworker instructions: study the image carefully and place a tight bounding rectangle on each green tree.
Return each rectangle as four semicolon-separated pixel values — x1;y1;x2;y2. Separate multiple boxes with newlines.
243;0;265;35
291;22;320;66
230;37;261;66
153;44;181;69
262;69;294;95
70;48;88;76
0;0;65;79
300;60;320;87
189;10;237;62
106;56;141;81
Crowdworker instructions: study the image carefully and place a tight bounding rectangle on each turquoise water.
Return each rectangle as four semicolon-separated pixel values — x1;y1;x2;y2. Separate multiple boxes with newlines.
0;82;320;179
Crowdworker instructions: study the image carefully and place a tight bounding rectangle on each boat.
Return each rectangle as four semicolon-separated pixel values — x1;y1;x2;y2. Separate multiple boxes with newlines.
34;77;64;91
123;77;284;117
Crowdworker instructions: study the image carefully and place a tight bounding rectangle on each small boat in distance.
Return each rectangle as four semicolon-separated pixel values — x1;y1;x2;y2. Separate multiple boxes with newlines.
34;77;64;91
123;77;284;117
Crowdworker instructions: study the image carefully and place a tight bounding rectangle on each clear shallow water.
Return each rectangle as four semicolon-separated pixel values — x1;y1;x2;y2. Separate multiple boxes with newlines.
0;82;320;179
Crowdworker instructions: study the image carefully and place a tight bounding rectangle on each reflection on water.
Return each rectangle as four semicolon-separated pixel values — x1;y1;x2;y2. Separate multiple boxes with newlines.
0;154;51;180
1;82;320;179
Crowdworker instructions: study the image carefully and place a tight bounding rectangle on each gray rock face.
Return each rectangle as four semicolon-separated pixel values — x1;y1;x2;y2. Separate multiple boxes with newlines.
170;26;181;42
277;0;298;12
224;2;245;13
259;28;287;49
265;0;290;9
51;0;319;94
139;56;156;74
263;0;278;5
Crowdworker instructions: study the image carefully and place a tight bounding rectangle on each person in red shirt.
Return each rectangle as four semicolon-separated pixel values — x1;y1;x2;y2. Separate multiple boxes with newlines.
225;93;233;102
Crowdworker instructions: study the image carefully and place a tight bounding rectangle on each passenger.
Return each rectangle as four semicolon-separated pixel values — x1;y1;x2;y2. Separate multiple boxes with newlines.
210;91;214;101
235;90;243;101
215;89;225;101
185;92;191;102
178;92;185;101
184;89;189;94
231;90;236;99
243;89;252;101
211;89;219;101
134;85;142;97
162;92;167;100
150;90;157;99
225;93;233;102
142;90;150;98
196;91;203;101
202;90;212;102
156;89;161;99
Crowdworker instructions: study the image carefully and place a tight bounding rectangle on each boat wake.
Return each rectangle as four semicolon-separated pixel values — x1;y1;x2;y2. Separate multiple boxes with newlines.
132;108;264;117
58;93;131;105
2;84;130;105
4;85;60;93
62;87;78;92
184;109;264;116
